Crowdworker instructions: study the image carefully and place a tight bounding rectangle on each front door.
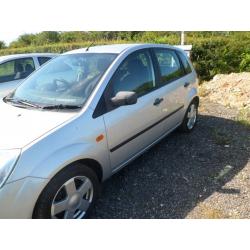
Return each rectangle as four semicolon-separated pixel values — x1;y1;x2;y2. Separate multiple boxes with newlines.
102;49;166;170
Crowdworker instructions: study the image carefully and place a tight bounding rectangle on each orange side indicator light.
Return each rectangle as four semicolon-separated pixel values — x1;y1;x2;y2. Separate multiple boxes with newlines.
96;134;104;142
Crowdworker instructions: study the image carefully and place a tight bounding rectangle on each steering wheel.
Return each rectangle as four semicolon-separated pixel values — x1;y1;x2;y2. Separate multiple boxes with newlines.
53;78;71;92
68;74;100;97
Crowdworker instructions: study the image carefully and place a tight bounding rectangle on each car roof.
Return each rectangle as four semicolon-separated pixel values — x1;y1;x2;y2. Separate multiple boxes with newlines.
0;53;58;63
64;43;185;55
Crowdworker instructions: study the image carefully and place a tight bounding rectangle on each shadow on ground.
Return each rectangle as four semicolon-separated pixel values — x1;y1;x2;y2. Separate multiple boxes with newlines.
89;114;250;218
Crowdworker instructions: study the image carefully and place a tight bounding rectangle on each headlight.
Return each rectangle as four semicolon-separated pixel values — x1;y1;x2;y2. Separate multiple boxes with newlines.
0;149;20;189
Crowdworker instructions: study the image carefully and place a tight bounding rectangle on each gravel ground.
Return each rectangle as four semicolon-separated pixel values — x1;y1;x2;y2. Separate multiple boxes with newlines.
89;99;250;219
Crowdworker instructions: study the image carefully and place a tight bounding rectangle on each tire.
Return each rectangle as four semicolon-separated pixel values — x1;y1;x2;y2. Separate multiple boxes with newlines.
33;163;101;219
179;99;198;133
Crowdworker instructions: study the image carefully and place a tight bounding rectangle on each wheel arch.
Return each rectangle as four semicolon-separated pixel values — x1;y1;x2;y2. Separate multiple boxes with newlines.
75;158;103;182
32;157;103;218
186;87;199;108
192;95;199;106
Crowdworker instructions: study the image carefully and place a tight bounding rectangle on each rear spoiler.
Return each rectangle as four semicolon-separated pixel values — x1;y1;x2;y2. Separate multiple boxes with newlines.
174;45;192;57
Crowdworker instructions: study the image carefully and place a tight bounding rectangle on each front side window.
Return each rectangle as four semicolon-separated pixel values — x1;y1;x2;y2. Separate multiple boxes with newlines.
154;49;184;85
110;50;155;97
10;53;117;107
0;58;35;84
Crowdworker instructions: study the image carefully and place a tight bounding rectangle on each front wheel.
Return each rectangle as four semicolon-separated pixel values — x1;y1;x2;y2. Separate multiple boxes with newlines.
179;100;198;132
33;163;101;219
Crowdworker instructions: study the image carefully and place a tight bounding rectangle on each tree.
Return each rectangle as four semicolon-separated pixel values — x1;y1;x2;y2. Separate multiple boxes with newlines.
59;31;90;43
9;33;36;48
34;31;60;45
0;40;6;49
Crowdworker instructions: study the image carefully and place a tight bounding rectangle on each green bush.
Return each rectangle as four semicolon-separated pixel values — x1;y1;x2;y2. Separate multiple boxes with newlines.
1;32;250;81
240;53;250;71
191;38;250;80
0;40;129;55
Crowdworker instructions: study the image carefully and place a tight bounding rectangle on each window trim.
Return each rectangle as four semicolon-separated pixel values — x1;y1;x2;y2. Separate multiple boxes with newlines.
93;48;157;118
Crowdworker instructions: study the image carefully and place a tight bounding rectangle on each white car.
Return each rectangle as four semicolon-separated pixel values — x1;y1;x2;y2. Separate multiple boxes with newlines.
0;53;57;97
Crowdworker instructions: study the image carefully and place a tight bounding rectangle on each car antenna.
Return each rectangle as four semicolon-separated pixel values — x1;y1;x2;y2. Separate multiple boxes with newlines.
85;42;94;51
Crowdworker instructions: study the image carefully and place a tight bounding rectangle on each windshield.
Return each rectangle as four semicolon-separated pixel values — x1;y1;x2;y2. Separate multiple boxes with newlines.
9;53;117;108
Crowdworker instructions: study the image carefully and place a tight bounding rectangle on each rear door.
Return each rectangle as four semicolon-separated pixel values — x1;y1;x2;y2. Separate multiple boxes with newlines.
152;48;189;132
100;49;167;170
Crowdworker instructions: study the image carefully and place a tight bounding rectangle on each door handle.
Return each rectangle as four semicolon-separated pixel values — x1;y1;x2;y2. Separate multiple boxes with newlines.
153;98;164;106
184;82;190;88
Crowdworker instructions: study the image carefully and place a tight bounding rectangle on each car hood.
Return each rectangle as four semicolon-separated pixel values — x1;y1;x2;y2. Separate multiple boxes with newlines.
0;101;78;149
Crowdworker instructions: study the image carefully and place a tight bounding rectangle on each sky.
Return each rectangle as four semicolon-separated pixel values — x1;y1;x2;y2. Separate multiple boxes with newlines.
0;0;249;46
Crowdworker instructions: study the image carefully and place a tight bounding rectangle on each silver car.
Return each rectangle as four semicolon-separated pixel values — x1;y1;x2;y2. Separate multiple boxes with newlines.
0;44;199;219
0;53;58;97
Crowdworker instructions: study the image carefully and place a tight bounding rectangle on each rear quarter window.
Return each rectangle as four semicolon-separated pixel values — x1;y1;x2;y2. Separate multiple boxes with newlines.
176;51;192;74
38;57;52;66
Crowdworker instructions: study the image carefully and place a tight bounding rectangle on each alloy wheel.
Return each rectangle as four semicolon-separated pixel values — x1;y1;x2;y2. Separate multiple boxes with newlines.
186;103;197;130
51;176;94;219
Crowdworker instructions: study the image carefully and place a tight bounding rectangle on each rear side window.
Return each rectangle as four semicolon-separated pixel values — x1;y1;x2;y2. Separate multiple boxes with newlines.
110;50;155;97
38;57;52;66
154;49;184;85
176;51;192;74
0;57;35;83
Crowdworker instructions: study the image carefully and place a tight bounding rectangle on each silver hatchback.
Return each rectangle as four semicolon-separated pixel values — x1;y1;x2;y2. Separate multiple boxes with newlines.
0;44;199;219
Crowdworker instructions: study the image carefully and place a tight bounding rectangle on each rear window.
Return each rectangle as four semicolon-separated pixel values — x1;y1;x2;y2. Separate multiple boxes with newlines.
38;57;52;66
154;48;184;85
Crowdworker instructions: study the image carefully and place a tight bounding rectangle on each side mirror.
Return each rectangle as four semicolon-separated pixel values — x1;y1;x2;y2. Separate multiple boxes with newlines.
110;91;138;107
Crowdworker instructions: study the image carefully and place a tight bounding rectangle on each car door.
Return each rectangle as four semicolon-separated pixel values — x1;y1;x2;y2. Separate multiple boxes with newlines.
0;57;35;97
100;49;168;170
152;48;189;132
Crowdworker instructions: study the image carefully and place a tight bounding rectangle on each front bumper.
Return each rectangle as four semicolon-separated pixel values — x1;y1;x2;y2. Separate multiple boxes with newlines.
0;177;49;218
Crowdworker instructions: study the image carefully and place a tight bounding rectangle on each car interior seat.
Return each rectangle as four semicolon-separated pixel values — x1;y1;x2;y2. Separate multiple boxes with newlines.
14;63;24;80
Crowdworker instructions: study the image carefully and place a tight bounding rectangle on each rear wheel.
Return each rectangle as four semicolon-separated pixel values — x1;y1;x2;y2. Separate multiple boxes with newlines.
179;100;198;132
33;163;101;219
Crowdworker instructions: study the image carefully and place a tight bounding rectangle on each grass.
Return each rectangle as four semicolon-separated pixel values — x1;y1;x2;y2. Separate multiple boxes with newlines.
236;108;250;128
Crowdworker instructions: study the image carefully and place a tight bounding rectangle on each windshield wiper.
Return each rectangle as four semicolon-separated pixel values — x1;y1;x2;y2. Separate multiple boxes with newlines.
4;97;81;111
42;104;82;110
4;97;42;109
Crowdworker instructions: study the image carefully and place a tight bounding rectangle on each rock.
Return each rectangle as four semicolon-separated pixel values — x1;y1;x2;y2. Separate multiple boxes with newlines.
199;72;250;110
